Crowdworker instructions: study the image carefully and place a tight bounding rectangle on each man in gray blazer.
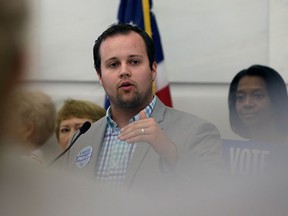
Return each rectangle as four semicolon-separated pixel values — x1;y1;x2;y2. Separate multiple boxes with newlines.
65;23;223;189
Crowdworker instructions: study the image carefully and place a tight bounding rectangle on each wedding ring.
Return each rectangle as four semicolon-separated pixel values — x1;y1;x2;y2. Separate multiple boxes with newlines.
141;128;145;134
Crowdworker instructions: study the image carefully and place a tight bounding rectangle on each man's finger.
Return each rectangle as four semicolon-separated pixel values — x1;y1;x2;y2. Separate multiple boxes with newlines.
140;110;147;120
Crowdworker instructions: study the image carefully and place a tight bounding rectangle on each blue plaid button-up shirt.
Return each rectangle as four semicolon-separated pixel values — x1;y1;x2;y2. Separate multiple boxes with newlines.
96;97;156;185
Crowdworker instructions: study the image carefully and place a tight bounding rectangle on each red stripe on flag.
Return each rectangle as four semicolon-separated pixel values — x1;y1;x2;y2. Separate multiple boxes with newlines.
156;85;173;107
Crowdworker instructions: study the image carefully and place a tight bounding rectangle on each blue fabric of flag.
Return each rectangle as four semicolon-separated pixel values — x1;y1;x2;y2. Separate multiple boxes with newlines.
117;0;164;64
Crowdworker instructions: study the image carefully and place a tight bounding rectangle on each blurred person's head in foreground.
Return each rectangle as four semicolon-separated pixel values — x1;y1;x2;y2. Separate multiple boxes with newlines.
4;89;56;163
0;0;29;151
55;99;106;150
0;0;29;108
228;64;288;143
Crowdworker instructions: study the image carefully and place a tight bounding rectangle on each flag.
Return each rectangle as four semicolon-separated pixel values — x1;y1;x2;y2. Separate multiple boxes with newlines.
105;0;173;109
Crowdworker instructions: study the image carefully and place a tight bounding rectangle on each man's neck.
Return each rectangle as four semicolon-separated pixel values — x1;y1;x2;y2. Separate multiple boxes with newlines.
109;97;154;128
110;107;139;128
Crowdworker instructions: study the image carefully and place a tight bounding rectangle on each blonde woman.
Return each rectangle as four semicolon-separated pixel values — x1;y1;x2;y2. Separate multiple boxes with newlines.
55;99;106;150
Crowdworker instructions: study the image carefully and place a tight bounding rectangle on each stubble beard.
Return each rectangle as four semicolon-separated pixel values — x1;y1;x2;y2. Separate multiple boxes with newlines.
117;91;142;109
111;84;153;110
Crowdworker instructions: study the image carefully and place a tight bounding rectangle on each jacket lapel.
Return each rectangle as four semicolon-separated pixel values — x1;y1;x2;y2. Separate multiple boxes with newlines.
124;97;166;187
72;118;107;178
124;141;150;187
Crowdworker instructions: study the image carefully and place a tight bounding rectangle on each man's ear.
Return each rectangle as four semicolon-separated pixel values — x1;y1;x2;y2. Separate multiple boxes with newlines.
96;70;103;85
151;61;157;81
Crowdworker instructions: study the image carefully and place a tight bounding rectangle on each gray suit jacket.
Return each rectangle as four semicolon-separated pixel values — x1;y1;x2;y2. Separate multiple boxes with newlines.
65;98;223;188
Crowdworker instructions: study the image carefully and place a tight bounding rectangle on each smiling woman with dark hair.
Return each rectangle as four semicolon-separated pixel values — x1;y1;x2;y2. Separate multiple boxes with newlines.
228;64;288;143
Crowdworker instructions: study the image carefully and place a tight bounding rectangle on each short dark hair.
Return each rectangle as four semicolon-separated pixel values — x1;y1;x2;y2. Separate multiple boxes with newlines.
93;23;155;76
228;64;288;138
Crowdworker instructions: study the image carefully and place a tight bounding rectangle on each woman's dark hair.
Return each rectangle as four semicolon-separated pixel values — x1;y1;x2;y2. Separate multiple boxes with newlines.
228;64;288;138
93;22;155;76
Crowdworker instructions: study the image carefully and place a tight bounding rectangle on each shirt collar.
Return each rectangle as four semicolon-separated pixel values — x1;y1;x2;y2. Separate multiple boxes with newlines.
106;96;157;129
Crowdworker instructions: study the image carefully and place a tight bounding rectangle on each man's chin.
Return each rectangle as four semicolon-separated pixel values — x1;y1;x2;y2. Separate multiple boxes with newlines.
118;97;141;109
